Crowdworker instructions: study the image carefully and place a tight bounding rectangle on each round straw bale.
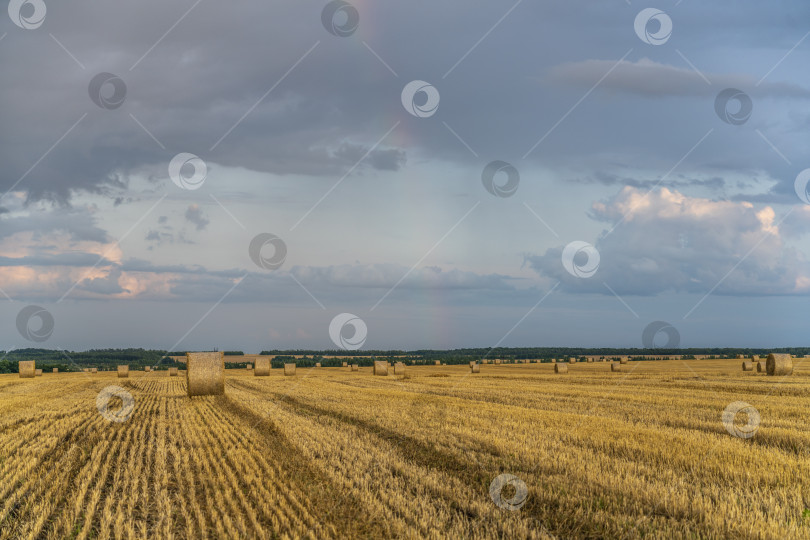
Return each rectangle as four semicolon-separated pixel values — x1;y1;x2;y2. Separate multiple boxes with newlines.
741;361;753;371
470;363;480;373
756;361;766;373
394;362;405;375
342;361;348;368
373;360;389;376
766;353;793;376
611;363;621;372
254;357;270;376
90;368;98;373
117;365;129;378
35;369;43;376
736;354;744;359
246;363;253;370
284;363;296;376
186;352;225;396
18;360;35;378
169;367;179;376
555;363;569;374
568;357;576;364
52;368;58;373
351;364;359;371
434;360;441;366
315;362;321;368
619;356;628;364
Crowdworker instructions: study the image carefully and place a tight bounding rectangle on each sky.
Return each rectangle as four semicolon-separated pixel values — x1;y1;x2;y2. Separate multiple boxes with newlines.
1;0;810;353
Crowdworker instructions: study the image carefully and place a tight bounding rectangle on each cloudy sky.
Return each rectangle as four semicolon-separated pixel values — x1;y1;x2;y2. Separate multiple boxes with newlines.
2;0;810;352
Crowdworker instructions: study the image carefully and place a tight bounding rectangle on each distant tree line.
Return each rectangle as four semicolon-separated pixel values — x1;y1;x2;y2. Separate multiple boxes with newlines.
0;347;805;373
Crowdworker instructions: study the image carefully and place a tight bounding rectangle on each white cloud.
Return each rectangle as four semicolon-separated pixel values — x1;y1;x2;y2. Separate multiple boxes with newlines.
528;187;810;296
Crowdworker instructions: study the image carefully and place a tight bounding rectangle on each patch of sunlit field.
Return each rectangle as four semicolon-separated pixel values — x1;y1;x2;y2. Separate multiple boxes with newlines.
1;360;809;539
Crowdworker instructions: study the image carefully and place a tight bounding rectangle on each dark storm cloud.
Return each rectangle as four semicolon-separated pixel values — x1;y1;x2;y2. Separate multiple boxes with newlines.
3;0;809;204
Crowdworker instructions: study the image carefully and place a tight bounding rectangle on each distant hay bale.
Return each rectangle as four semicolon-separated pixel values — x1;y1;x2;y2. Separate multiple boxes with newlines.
169;367;178;376
482;359;489;364
470;363;480;373
766;353;793;376
342;361;348;367
52;368;58;373
619;356;628;364
246;363;253;370
186;352;225;396
736;354;744;359
741;361;754;371
90;368;98;374
394;362;405;375
550;358;556;363
315;362;321;368
434;360;441;366
495;359;501;365
284;363;296;376
254;357;270;376
611;363;621;372
568;357;576;364
117;365;129;378
752;355;760;361
756;361;766;373
373;361;389;376
144;366;152;372
18;361;35;378
351;364;359;371
587;357;594;363
554;363;568;374
35;369;42;376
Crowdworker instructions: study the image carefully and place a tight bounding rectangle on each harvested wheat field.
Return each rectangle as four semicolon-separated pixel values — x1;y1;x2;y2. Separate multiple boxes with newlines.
1;359;809;539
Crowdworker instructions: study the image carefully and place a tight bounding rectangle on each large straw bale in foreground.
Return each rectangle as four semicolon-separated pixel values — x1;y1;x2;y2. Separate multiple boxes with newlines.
766;353;793;376
19;361;35;378
254;357;270;376
169;367;178;376
555;363;568;374
394;362;405;375
741;361;753;372
284;363;296;376
118;365;129;378
186;352;225;396
374;361;389;376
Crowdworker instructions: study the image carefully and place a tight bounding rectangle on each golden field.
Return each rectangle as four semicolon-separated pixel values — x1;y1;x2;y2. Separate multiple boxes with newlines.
1;360;809;539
